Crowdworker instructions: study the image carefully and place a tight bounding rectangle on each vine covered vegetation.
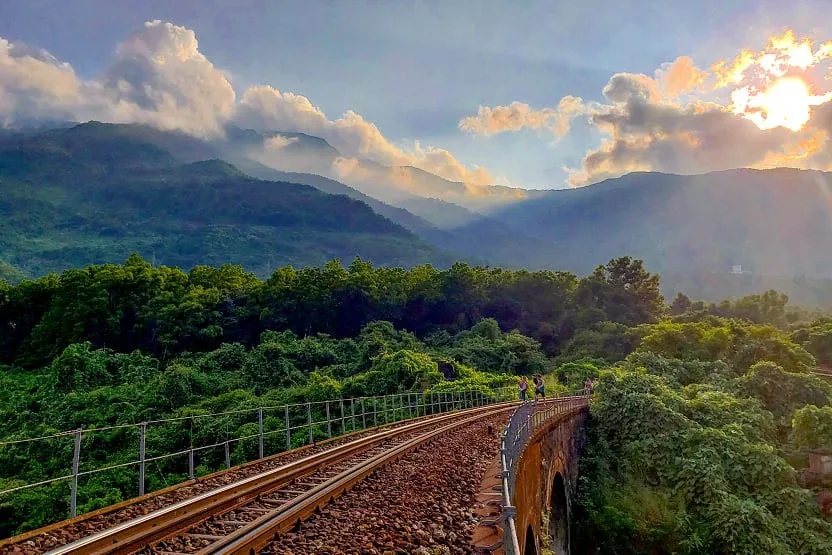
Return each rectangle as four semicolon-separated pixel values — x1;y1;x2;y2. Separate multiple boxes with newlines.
0;254;830;552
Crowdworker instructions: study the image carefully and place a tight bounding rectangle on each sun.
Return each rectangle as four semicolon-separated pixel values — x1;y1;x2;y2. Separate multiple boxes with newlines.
732;76;831;132
755;77;813;131
721;30;832;132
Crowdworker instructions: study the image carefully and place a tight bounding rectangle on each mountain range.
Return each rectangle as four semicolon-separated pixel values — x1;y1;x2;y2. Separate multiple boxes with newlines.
2;121;832;305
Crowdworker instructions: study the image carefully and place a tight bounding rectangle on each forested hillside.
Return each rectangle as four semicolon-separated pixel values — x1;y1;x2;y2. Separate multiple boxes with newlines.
0;254;830;552
0;254;664;367
573;320;832;554
0;122;454;278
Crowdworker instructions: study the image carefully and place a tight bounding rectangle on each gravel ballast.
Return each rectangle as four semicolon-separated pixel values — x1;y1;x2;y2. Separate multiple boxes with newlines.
262;414;507;555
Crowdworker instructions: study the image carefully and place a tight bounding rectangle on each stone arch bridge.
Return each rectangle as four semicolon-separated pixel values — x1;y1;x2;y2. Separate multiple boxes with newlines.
474;396;590;555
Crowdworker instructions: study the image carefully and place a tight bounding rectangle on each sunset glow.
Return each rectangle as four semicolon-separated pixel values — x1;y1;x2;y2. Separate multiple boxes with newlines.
732;77;830;131
723;30;832;132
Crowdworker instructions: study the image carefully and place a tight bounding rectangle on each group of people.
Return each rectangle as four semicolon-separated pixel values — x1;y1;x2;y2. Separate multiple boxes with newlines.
518;375;598;402
584;378;599;395
517;375;545;402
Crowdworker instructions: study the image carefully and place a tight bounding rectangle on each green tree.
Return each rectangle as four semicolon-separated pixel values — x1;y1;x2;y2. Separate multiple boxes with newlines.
669;292;692;315
50;342;112;393
557;322;641;363
356;321;420;369
304;371;343;402
575;370;832;554
734;361;831;419
370;350;443;392
577;257;665;327
790;405;832;450
242;343;304;393
791;318;832;366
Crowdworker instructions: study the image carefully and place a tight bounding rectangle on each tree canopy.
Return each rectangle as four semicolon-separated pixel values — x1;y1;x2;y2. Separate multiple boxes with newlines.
574;318;832;554
1;254;830;550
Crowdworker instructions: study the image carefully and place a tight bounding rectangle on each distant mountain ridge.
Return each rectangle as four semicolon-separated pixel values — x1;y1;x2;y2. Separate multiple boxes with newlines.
216;124;537;224
491;168;832;278
4;121;832;307
39;122;539;262
224;156;439;236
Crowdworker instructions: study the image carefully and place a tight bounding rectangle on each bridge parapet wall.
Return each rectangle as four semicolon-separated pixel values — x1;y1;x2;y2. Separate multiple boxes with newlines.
493;395;589;555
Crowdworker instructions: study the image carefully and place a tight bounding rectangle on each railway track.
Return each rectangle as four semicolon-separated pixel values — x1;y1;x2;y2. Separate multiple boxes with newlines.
35;401;517;555
0;410;462;555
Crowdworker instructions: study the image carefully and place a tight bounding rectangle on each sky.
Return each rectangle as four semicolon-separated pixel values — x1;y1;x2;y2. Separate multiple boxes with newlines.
2;0;832;190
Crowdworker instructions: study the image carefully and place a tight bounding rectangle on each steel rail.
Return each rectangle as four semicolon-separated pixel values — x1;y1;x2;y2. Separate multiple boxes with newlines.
45;401;519;555
0;419;381;550
197;404;517;555
2;394;500;551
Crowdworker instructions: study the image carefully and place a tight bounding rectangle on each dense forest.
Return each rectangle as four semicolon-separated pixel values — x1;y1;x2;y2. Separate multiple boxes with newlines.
0;254;830;552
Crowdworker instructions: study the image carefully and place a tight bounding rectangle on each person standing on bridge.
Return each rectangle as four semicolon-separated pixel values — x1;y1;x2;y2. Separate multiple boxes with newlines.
519;376;529;402
534;375;545;400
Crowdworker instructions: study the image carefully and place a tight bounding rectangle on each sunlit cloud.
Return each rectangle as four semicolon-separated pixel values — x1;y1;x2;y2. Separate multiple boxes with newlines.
655;56;709;98
712;49;756;88
463;27;832;186
459;56;708;139
458;97;586;137
8;20;832;194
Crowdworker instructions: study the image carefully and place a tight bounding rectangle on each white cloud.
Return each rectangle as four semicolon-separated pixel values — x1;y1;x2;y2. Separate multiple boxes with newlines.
92;20;236;136
459;35;832;187
0;38;81;124
457;56;708;141
235;85;496;188
0;20;493;190
410;141;493;186
234;86;330;142
0;21;236;136
654;56;708;98
264;135;299;149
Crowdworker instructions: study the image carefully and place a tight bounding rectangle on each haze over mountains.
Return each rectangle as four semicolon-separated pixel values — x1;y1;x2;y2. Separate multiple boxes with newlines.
2;121;832;304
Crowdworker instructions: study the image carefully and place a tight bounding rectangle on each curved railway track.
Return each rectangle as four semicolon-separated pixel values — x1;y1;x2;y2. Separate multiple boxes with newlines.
32;401;517;555
4;407;474;554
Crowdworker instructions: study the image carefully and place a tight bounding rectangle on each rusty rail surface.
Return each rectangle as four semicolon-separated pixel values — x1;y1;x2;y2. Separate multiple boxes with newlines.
43;402;519;555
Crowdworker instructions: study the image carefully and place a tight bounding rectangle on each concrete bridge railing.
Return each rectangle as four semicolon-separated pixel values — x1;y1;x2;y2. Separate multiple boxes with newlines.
489;393;590;555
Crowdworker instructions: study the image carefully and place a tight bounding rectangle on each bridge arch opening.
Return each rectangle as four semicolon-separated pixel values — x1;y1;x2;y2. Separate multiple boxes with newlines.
547;472;569;555
524;524;539;555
